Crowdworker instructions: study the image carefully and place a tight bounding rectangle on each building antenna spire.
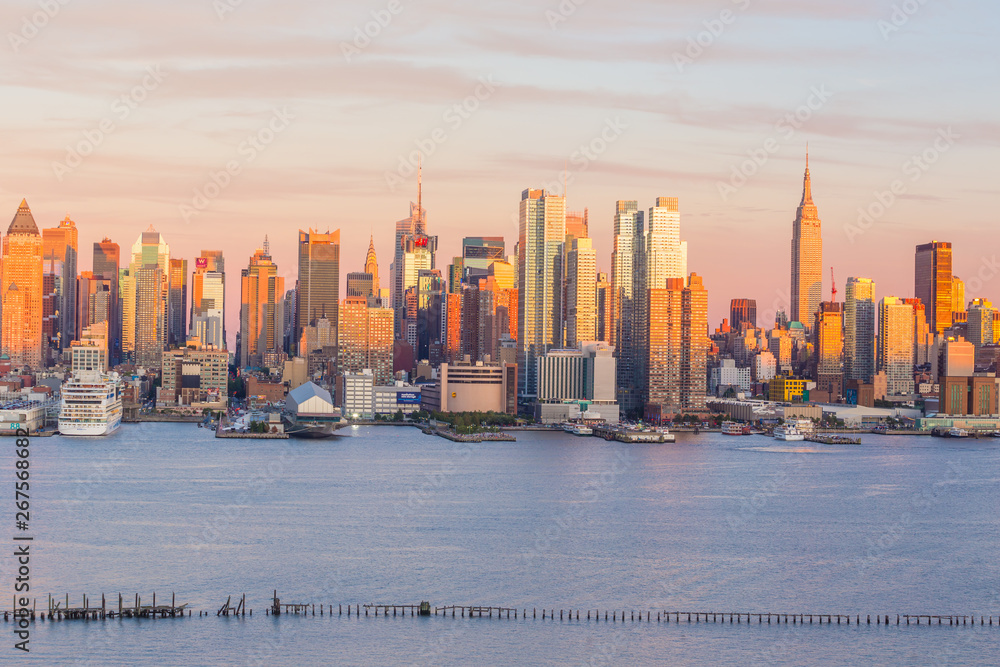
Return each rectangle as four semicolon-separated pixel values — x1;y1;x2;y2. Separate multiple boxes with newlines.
417;155;423;231
263;235;270;256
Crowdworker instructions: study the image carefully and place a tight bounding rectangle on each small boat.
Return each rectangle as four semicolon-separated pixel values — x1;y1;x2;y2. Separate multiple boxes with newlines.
947;427;970;438
721;421;751;436
773;425;805;441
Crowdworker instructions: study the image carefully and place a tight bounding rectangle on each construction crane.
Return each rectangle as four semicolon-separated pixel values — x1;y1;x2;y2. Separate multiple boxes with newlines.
830;267;838;302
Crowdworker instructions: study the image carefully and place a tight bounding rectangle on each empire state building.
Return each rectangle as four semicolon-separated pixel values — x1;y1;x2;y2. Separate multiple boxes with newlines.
790;153;823;326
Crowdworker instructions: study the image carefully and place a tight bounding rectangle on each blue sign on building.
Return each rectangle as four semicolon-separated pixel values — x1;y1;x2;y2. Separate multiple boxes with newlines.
397;392;421;404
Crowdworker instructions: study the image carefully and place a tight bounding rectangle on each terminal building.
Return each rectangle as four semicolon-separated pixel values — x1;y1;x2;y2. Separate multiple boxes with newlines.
338;370;422;419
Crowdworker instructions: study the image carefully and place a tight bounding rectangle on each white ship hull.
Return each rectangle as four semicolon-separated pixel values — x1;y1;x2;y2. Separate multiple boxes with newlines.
58;370;124;437
59;413;123;436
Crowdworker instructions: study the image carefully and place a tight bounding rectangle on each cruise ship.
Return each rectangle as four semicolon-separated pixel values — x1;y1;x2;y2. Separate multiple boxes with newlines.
58;371;123;436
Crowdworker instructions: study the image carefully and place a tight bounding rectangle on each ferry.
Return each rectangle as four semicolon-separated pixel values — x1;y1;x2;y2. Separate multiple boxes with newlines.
773;425;805;442
563;424;593;436
946;427;970;438
58;371;123;436
721;421;751;436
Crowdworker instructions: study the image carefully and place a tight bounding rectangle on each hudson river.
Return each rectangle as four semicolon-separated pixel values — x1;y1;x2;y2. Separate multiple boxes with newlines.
4;424;1000;665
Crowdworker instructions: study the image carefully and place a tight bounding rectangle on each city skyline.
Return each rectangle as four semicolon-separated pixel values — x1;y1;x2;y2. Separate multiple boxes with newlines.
1;1;996;334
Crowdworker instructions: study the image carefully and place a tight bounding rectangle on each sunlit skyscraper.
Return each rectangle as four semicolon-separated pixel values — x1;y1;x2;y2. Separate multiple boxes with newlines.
878;297;916;396
240;242;284;368
915;241;953;334
517;188;565;398
191;250;226;350
41;215;78;354
790;154;822;325
2;200;44;368
125;226;170;367
296;229;341;355
812;301;844;400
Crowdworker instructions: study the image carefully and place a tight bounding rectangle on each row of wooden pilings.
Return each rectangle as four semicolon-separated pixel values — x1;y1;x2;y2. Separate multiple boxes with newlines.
6;602;1000;628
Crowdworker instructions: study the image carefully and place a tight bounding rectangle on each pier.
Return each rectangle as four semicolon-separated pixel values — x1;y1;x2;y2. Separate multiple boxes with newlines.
6;592;1000;631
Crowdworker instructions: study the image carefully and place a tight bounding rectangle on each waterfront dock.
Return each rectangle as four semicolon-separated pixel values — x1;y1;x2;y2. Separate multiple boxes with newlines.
592;425;675;443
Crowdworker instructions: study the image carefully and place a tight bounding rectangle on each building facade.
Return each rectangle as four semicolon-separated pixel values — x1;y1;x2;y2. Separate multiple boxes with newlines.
915;241;953;334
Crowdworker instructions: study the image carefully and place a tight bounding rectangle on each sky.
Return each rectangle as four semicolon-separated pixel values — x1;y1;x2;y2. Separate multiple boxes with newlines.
1;0;998;346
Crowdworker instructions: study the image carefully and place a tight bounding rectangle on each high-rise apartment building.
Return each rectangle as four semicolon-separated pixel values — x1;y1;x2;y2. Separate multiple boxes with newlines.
610;200;644;414
844;277;876;383
41;215;78;354
812;301;844;400
878;297;916;396
517;188;566;398
914;241;953;334
2;200;44;368
565;237;596;347
565;209;588;241
391;167;437;325
646;274;707;414
790;154;823;325
190;250;225;350
239;244;285;368
93;238;120;363
968;299;997;350
296;229;340;355
645;197;688;291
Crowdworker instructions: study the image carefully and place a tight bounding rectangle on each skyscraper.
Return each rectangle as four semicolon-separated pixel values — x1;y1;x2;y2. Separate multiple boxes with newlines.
239;243;284;368
730;298;757;330
41;215;78;354
296;229;341;355
2;200;44;368
517;188;565;398
565;237;596;347
610;200;644;414
125;226;170;367
914;241;953;334
812;301;844;400
167;258;188;347
878;297;916;396
392;164;437;324
790;153;823;325
951;276;965;314
968;299;996;351
645;197;688;291
844;277;876;383
190;250;226;350
93;238;120;363
681;274;709;410
365;235;380;294
595;271;611;344
338;296;394;384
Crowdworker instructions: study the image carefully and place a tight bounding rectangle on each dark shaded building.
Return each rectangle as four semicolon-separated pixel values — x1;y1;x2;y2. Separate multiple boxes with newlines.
730;298;757;330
